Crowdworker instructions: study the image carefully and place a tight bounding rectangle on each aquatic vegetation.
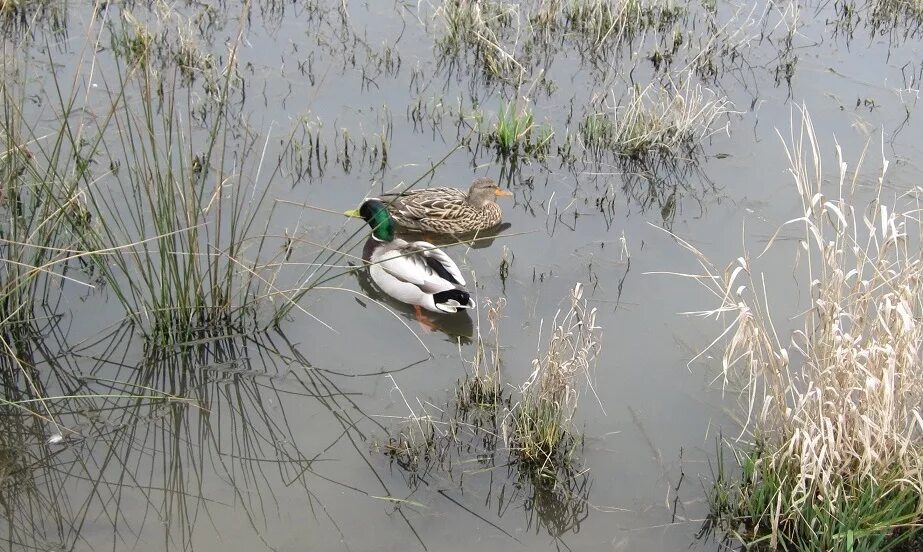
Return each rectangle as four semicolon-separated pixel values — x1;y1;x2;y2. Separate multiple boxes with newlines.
564;0;687;49
0;13;340;346
114;14;155;66
0;0;63;35
0;72;98;354
677;109;923;549
487;100;554;159
0;323;383;550
684;0;764;81
174;32;215;83
493;100;534;156
379;297;508;476
835;0;923;39
433;0;523;81
432;0;692;80
580;72;736;162
508;283;601;471
69;40;275;343
333;124;391;175
286;115;328;181
456;297;506;413
377;285;603;470
871;0;923;28
377;293;594;536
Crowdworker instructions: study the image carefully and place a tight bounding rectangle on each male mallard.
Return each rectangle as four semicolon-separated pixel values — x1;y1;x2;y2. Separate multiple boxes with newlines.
344;199;475;314
381;177;513;234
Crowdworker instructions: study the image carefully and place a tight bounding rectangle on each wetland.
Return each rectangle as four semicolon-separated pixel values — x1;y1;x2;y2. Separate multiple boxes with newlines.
3;0;923;550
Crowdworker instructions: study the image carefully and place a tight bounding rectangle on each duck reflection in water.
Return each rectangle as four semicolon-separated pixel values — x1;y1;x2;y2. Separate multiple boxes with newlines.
397;222;513;250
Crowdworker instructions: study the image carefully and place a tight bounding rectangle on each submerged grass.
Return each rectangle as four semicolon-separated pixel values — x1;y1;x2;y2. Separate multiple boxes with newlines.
675;108;923;549
564;0;686;49
434;0;522;81
581;72;735;162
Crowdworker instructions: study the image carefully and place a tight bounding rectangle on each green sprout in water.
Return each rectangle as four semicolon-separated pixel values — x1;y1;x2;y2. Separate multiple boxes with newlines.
487;100;554;160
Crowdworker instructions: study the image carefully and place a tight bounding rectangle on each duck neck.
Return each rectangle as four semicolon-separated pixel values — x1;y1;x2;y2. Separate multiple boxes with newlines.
368;207;395;242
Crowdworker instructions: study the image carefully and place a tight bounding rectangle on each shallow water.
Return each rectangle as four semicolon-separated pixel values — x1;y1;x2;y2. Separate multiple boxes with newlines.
3;0;923;550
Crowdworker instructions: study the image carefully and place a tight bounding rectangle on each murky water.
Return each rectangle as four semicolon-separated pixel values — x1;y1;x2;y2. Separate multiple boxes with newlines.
3;0;923;550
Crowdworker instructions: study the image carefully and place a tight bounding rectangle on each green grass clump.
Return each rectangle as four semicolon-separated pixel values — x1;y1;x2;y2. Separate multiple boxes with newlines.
487;100;554;159
492;100;534;155
508;284;600;472
578;111;617;157
711;441;920;551
680;109;923;549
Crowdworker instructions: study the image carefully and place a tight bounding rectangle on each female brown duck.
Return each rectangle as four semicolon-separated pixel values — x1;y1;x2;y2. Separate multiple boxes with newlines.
382;177;512;234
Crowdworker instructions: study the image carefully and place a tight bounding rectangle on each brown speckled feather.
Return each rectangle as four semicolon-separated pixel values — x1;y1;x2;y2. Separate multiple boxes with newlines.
382;187;503;234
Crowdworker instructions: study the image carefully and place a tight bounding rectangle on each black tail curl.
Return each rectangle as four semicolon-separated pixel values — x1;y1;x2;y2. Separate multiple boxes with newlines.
433;289;473;309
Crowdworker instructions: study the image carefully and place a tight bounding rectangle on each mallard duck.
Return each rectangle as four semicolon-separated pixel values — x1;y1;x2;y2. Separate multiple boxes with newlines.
381;177;513;234
344;199;475;314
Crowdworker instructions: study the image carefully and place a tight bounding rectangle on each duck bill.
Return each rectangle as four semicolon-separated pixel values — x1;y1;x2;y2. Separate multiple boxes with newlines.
494;189;513;197
343;208;362;218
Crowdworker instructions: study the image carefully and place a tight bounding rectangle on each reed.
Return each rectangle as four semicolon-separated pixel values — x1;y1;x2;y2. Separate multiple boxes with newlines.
674;108;923;549
0;48;92;353
1;9;333;346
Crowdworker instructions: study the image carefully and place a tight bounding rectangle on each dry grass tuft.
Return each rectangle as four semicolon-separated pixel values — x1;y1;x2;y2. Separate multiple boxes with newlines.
379;285;602;480
507;283;602;472
433;0;524;81
673;107;923;549
581;71;736;161
379;297;509;474
456;297;507;412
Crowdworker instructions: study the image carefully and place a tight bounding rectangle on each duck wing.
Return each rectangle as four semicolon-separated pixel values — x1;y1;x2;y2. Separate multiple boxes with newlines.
383;187;470;222
413;242;466;286
374;241;466;292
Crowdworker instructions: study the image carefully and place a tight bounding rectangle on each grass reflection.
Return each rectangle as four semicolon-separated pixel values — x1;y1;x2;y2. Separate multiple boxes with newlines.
0;321;423;550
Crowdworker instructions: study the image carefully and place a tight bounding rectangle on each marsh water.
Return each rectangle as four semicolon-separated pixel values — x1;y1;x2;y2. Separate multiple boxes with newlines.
4;0;923;550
